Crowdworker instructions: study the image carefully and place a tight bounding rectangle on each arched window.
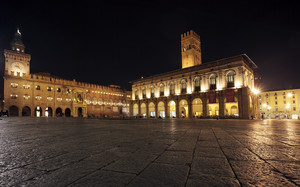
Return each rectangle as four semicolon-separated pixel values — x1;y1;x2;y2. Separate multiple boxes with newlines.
57;88;61;92
150;86;154;98
93;98;97;105
98;98;102;105
142;88;146;99
181;80;187;94
86;97;91;104
195;78;200;92
47;87;52;91
160;84;164;96
170;82;175;95
227;72;235;88
210;75;216;90
36;85;40;90
135;90;139;100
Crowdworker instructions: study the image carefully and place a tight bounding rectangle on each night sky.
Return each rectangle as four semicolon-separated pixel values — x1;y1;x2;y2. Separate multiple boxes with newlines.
0;1;299;91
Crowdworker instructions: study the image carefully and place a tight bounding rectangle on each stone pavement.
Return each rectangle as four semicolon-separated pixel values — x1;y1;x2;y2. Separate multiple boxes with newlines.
0;118;299;186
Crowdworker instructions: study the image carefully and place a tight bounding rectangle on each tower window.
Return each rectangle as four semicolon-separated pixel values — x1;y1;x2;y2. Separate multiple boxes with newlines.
47;87;52;91
151;87;154;98
10;94;18;99
11;83;18;88
142;88;146;99
135;90;138;100
36;85;40;90
57;88;61;92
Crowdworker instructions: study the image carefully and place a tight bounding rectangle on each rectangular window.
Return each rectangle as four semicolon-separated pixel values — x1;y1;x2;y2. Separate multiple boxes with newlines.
170;84;175;95
275;107;278;111
293;107;296;111
36;96;42;100
151;87;154;98
275;101;277;105
10;94;18;99
47;87;52;91
23;95;30;100
275;96;277;100
11;83;18;88
23;84;30;89
57;98;62;102
284;101;286;104
283;92;285;95
47;97;53;101
293;100;295;104
283;96;286;99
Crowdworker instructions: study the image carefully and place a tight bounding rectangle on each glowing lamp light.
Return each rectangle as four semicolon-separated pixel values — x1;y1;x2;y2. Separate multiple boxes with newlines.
235;81;241;88
262;103;267;107
252;88;260;95
287;93;292;97
267;106;271;110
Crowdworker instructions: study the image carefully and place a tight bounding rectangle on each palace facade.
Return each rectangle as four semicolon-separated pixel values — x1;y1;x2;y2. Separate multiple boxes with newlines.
259;88;300;119
2;30;130;117
130;30;260;119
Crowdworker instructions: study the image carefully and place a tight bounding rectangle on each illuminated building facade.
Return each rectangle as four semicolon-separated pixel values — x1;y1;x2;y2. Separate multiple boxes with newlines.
2;30;130;117
130;30;260;119
259;88;300;119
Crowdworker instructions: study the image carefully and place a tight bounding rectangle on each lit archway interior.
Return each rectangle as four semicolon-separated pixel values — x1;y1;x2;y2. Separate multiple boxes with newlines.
45;107;53;117
168;100;176;118
157;101;165;118
179;99;188;118
148;102;155;117
133;104;139;116
192;98;203;117
140;103;146;117
225;97;239;116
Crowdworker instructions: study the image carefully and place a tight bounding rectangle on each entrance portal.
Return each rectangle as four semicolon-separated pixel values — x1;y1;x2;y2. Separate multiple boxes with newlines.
56;108;63;117
45;107;53;117
35;106;42;117
9;106;19;116
78;107;83;117
65;108;71;117
22;106;31;116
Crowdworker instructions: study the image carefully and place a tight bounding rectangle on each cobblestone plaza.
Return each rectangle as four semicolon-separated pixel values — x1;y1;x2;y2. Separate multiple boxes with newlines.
0;118;299;186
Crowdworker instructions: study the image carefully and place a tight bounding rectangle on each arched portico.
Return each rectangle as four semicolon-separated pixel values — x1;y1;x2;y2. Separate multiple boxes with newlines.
192;98;203;117
9;106;19;116
179;99;188;118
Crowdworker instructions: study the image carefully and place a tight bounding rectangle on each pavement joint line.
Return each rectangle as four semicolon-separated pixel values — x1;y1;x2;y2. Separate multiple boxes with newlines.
101;169;137;175
184;129;201;187
212;128;242;187
226;130;300;187
64;160;116;187
125;128;193;186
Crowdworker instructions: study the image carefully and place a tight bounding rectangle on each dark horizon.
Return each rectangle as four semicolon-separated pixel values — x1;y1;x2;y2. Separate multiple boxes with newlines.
1;1;299;91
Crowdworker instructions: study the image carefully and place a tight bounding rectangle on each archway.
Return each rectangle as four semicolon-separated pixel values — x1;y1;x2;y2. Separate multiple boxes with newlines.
140;103;146;117
168;100;176;118
179;99;188;118
9;106;19;117
192;98;203;118
45;107;53;117
133;104;139;116
157;101;165;118
35;106;42;117
65;108;71;117
56;107;63;117
148;102;155;118
78;107;83;117
22;106;31;116
224;96;239;116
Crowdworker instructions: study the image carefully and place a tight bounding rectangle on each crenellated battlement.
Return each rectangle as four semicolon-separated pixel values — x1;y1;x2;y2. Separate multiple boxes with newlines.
181;30;200;40
4;49;31;61
5;70;123;93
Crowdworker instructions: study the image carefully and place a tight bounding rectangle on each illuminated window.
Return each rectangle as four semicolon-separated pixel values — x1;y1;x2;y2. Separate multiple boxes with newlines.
11;83;18;88
195;78;200;91
10;94;18;99
181;80;187;94
66;89;71;94
151;87;154;98
135;90;138;100
47;97;53;101
57;88;61;92
23;95;30;100
93;98;97;105
142;88;146;99
36;85;40;90
36;96;42;100
160;84;164;96
170;82;175;95
66;98;71;102
23;84;30;89
99;98;102;105
210;75;216;90
47;87;52;91
57;98;62;102
86;97;91;104
227;72;235;88
110;99;113;106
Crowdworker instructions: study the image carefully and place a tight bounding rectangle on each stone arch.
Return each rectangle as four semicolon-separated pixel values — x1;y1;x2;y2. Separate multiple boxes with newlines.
192;98;203;117
22;106;31;116
140;103;147;117
179;99;188;118
148;102;155;117
56;107;63;117
35;106;42;117
157;101;165;118
168;100;176;118
78;107;83;117
65;108;71;117
133;103;139;116
9;105;19;117
45;107;53;117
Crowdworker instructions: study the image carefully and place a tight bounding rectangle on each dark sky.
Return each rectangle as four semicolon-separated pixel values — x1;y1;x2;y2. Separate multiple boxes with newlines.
0;1;299;91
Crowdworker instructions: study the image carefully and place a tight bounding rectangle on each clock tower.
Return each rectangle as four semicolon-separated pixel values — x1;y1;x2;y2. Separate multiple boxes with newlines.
4;29;31;76
181;30;202;69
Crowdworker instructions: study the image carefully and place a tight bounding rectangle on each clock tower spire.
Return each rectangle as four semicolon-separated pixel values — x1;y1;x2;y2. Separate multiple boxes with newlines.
4;29;31;76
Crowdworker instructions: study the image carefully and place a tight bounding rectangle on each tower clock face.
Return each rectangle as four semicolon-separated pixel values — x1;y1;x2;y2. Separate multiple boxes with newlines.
11;62;25;73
